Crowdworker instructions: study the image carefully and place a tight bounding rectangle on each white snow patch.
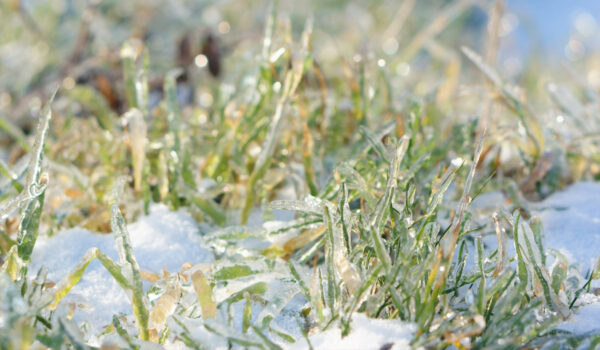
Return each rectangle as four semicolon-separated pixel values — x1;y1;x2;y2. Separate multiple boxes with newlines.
558;298;600;334
532;182;600;335
30;204;213;333
533;181;600;273
466;183;600;276
467;182;600;335
290;313;416;350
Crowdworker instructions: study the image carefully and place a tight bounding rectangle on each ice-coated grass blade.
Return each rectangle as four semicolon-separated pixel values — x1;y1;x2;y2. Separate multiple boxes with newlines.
124;109;147;194
110;204;150;339
476;236;486;314
241;66;302;224
203;319;263;348
47;242;151;340
12;88;57;266
149;278;181;341
1;245;19;280
17;190;45;263
492;212;507;276
513;213;569;317
189;196;226;226
0;159;23;192
241;18;310;224
191;270;218;319
302;123;318;196
426;160;460;216
49;247;98;309
242;292;252;333
121;40;140;109
68;85;116;130
164;69;182;125
369;136;409;271
324;204;338;314
0;115;30;152
323;202;360;295
359;125;392;163
1;89;56;219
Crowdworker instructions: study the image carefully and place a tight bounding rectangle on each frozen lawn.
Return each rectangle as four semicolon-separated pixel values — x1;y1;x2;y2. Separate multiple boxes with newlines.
29;182;600;347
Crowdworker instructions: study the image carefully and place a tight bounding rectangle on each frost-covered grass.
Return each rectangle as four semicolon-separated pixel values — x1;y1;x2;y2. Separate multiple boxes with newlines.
1;0;600;349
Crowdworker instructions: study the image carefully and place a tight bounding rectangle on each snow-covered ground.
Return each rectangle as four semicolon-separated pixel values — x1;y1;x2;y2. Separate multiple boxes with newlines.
533;182;600;274
471;182;600;335
532;182;600;334
290;313;415;350
30;204;214;334
29;182;600;347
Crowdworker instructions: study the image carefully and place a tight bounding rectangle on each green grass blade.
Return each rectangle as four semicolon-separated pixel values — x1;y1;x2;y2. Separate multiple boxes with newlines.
110;204;150;340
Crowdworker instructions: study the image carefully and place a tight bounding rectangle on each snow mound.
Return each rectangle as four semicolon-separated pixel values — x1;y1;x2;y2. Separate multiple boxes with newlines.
533;181;600;272
533;182;600;335
30;204;213;332
558;293;600;334
290;313;415;350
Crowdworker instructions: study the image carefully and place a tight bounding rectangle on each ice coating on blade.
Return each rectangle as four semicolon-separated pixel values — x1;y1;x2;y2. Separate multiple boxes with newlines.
149;277;181;336
254;278;301;325
336;163;376;207
125;109;147;193
270;195;323;216
0;89;55;219
323;201;360;294
368;136;409;271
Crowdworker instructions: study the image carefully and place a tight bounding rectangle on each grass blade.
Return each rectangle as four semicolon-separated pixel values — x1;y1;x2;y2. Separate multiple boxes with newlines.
110;204;150;340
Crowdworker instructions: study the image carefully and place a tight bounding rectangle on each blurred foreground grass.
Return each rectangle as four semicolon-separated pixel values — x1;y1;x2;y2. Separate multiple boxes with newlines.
1;0;600;348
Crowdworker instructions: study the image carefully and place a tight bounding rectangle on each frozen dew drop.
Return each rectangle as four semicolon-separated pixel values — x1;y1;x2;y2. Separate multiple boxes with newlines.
269;47;286;63
218;21;230;34
517;121;526;136
451;157;464;168
588;69;600;87
194;54;208;68
397;62;411;77
196;112;208;124
382;37;399;55
62;77;75;90
199;92;213;107
499;13;518;37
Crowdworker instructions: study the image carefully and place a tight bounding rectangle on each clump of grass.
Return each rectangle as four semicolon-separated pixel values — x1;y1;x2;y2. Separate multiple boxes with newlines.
1;0;600;348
